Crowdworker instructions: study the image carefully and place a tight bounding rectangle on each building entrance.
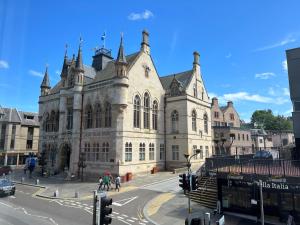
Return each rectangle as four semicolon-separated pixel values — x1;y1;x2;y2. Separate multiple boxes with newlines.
60;144;71;171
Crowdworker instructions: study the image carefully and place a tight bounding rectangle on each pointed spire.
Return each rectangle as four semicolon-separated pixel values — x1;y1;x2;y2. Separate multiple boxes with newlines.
41;65;50;88
116;33;127;64
61;44;68;78
75;37;84;71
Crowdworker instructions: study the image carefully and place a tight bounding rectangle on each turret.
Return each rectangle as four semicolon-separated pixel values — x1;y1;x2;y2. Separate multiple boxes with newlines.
115;34;128;77
193;51;200;73
140;29;150;54
74;38;84;86
60;45;69;87
40;66;51;96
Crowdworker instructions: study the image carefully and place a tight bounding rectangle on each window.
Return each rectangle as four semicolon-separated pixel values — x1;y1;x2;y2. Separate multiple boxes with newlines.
95;103;102;128
238;133;240;141
259;138;263;144
200;146;203;159
205;146;209;158
230;113;235;120
172;145;179;160
152;101;158;130
105;102;111;127
193;145;198;159
0;124;6;149
125;143;132;162
95;143;100;161
139;143;145;161
85;105;93;129
246;134;249;141
149;143;155;160
84;143;91;161
144;93;150;129
171;110;179;133
192;110;197;131
204;114;208;133
134;95;140;128
10;125;16;149
160;144;165;160
214;111;219;119
66;108;73;130
102;142;109;162
193;84;197;97
242;134;245;141
27;127;34;149
50;111;55;132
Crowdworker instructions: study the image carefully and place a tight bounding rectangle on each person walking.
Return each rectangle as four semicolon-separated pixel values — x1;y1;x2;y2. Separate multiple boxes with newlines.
103;175;110;191
115;175;121;192
98;176;103;191
287;211;295;225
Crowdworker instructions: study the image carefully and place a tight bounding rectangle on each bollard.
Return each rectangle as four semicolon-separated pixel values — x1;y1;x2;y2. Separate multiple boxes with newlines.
54;189;59;197
21;177;25;183
36;179;39;185
75;191;79;198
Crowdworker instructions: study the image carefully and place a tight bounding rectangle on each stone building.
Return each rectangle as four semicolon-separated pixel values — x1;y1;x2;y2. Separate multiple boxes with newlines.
211;98;252;155
38;30;212;178
0;106;39;166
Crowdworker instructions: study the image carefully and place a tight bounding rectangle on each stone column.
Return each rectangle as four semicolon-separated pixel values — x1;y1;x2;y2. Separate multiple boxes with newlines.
4;153;7;166
16;153;19;166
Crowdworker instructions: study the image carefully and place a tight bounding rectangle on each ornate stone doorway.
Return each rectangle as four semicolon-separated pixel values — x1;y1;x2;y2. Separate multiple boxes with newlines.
60;143;71;171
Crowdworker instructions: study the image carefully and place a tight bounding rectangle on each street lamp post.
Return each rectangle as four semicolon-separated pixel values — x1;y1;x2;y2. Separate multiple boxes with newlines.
184;149;201;214
78;152;86;182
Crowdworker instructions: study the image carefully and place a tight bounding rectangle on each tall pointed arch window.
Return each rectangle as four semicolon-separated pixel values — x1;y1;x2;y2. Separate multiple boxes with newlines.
171;110;179;133
192;110;197;131
144;93;150;129
105;102;111;127
133;95;140;128
152;101;158;130
204;113;208;133
95;103;102;128
85;105;93;129
125;142;132;162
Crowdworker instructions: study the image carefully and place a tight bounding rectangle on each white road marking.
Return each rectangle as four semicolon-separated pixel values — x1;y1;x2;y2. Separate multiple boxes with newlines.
139;223;146;225
84;208;92;215
122;214;128;217
84;207;91;210
118;218;132;225
112;196;138;207
127;219;135;223
9;196;16;199
82;203;88;206
113;212;119;215
50;200;63;206
117;216;124;220
142;220;149;223
131;217;138;220
140;177;177;187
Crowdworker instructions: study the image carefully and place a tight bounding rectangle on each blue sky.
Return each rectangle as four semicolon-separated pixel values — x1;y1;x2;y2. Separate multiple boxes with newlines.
0;0;299;121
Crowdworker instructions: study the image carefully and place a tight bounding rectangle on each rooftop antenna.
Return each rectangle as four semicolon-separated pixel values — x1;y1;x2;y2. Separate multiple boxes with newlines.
101;31;106;49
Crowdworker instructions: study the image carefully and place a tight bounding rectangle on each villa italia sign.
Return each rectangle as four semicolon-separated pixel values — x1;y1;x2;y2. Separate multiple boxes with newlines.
261;181;289;190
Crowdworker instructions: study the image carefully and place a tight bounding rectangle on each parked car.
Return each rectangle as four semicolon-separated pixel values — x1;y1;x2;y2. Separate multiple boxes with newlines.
253;150;273;160
0;179;15;196
0;166;12;176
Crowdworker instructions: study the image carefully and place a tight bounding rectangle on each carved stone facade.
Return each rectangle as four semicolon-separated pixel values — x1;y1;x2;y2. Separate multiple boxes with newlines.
38;30;212;178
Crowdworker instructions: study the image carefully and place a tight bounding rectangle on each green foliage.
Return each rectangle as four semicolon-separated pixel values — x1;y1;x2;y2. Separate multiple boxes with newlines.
251;109;292;131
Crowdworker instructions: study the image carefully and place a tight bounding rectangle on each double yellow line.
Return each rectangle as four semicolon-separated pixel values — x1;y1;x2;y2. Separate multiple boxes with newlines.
137;206;144;221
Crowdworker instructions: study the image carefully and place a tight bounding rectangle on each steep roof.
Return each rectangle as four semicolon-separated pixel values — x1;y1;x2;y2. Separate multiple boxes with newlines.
18;111;39;126
94;52;139;82
0;108;38;126
160;70;193;91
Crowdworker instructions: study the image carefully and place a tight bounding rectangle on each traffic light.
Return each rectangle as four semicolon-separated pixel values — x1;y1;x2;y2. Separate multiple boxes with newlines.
179;173;187;190
191;174;199;191
100;196;112;225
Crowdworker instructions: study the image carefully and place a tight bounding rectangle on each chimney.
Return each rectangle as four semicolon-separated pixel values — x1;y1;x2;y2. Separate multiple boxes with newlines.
193;51;200;73
141;29;150;54
212;97;218;106
227;101;233;107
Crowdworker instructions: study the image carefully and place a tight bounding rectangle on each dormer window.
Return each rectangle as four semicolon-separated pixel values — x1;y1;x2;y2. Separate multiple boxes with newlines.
24;115;34;120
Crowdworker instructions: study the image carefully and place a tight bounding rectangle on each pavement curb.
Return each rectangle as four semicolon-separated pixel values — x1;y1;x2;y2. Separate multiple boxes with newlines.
143;196;162;225
12;181;46;189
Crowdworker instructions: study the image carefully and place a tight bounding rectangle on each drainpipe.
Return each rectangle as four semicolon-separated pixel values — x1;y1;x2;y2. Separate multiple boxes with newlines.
164;96;167;171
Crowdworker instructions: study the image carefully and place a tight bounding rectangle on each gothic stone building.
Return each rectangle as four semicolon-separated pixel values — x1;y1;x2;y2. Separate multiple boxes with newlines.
38;30;212;178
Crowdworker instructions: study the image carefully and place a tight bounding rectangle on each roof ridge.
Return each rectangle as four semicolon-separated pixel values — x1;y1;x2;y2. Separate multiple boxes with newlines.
160;69;193;79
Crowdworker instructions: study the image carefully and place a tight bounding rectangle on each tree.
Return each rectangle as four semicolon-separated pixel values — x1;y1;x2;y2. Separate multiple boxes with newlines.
251;110;292;131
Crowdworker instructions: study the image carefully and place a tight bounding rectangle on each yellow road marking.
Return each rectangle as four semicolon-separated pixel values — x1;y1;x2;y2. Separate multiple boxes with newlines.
147;193;175;216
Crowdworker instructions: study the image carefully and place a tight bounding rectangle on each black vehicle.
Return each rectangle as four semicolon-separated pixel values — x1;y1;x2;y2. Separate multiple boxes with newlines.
253;150;273;159
0;179;15;196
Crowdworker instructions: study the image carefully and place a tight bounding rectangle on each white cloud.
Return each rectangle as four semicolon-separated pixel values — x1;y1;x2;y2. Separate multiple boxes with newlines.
128;10;154;21
283;87;290;96
268;87;275;96
0;60;9;69
254;34;297;52
282;60;288;72
225;53;232;58
255;72;275;80
29;70;43;77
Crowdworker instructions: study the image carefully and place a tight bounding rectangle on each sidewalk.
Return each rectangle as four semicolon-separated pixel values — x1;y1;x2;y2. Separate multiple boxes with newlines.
144;192;285;225
10;169;177;200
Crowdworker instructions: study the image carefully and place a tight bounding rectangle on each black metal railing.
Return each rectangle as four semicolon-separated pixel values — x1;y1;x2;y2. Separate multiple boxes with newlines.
204;157;300;178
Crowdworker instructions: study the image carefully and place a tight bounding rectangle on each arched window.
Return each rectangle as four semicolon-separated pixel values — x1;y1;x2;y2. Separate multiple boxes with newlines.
204;113;208;133
95;103;102;128
102;142;109;162
50;111;55;132
144;93;150;129
85;105;93;129
139;143;145;161
44;113;50;132
105;102;111;127
125;142;132;162
192;110;197;131
55;111;59;132
133;95;140;128
152;101;158;130
149;143;155;160
171;110;179;133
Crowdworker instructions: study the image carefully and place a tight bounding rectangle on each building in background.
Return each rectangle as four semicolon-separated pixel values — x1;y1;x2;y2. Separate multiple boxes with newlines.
286;47;300;159
0;106;39;166
211;98;252;156
38;30;212;179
